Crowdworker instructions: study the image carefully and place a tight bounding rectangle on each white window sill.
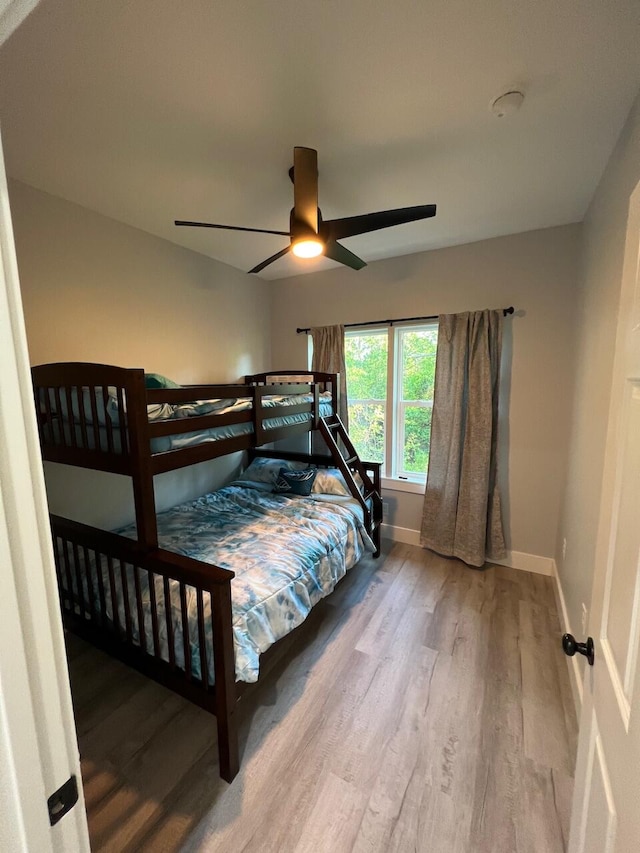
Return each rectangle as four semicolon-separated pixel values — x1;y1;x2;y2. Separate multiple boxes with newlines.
381;477;425;495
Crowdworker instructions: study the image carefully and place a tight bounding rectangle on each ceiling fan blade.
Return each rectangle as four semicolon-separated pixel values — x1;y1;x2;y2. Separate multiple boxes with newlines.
324;240;367;271
293;147;318;233
175;220;289;236
248;246;291;275
323;204;436;241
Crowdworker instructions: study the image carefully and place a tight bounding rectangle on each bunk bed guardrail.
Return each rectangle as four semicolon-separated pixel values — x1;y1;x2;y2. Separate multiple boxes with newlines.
51;513;240;782
32;364;337;475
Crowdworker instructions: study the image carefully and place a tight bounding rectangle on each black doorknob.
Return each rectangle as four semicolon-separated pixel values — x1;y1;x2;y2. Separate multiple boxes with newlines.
562;633;595;666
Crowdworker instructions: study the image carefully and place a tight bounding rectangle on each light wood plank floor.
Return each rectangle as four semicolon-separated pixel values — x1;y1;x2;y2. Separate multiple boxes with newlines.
67;541;578;853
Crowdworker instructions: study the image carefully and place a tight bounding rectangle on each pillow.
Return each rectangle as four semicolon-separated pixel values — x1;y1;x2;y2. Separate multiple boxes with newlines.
144;373;181;389
312;468;365;496
237;457;307;486
273;467;317;497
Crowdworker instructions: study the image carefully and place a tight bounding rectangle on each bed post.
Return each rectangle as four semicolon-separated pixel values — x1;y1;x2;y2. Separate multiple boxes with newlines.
329;372;340;421
312;381;320;429
126;369;158;548
211;582;239;782
252;385;265;447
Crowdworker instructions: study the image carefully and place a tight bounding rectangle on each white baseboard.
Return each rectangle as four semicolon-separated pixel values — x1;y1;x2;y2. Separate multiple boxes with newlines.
490;550;554;577
381;526;554;577
551;559;583;716
381;523;420;546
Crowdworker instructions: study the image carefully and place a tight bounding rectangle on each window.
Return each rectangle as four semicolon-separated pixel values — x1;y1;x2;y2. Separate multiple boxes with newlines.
345;323;438;490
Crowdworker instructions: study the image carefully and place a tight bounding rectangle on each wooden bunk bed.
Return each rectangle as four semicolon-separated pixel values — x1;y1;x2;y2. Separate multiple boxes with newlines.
31;362;383;782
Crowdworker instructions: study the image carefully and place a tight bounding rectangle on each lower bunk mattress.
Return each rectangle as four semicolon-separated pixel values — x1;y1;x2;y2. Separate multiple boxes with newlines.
60;472;374;684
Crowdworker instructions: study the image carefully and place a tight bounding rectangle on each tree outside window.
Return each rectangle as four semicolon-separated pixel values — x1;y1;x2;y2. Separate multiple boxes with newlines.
345;323;438;482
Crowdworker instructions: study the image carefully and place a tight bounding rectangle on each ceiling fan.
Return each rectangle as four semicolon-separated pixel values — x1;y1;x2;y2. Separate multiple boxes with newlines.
175;147;436;274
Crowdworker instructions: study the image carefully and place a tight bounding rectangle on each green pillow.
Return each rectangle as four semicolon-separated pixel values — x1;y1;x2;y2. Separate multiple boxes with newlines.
144;373;181;389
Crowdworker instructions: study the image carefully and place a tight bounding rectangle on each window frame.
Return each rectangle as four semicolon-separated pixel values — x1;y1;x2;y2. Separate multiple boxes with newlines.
345;320;438;493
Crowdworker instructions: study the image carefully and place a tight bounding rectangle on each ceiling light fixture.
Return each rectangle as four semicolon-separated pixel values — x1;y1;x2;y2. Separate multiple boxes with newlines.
175;147;436;274
291;236;324;259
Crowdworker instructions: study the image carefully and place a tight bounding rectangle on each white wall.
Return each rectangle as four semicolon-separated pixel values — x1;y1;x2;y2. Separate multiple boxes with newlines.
556;91;640;639
9;179;272;528
270;225;582;561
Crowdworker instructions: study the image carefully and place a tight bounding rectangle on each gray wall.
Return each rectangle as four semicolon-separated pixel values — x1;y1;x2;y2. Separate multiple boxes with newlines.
556;91;640;640
12;167;607;584
10;180;272;529
270;225;582;560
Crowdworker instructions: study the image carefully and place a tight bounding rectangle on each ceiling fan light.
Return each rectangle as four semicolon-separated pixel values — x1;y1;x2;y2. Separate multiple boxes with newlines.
291;237;324;259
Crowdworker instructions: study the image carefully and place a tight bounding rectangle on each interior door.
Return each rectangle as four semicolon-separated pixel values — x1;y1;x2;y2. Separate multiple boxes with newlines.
0;69;90;853
568;179;640;852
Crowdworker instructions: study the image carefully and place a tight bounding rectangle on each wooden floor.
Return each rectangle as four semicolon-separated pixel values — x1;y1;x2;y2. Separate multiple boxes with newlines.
67;541;578;853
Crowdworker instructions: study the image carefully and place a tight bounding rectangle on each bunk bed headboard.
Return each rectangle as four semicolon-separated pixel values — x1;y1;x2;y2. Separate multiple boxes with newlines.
31;362;158;546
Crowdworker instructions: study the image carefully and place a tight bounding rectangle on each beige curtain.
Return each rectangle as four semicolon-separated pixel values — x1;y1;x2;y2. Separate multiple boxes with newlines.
310;324;349;428
420;310;506;567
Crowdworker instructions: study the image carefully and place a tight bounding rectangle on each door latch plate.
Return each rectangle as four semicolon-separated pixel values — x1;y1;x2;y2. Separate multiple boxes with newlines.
47;775;78;826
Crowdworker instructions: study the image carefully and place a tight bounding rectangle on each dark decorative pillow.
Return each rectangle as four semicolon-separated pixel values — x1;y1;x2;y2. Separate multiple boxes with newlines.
273;467;317;497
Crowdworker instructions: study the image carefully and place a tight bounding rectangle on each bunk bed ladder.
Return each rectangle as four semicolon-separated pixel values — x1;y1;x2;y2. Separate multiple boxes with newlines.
318;415;383;557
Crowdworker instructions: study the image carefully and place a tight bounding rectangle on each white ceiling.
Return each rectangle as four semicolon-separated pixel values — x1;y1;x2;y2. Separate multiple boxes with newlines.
1;0;639;279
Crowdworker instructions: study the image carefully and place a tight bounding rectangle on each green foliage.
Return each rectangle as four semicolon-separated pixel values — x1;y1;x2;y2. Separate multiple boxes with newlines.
345;326;438;475
400;329;438;401
345;332;387;464
345;332;388;400
399;329;437;475
402;406;432;474
348;403;385;464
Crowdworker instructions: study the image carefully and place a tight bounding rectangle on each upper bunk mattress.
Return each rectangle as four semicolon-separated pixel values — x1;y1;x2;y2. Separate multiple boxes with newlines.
151;392;333;452
42;390;333;453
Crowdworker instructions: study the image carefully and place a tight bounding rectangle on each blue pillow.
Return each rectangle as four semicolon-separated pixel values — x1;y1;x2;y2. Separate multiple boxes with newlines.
273;467;317;497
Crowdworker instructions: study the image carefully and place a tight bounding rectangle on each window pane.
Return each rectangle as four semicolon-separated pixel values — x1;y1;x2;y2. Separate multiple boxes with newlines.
345;331;387;464
348;402;385;464
345;332;388;401
401;328;438;402
402;406;433;475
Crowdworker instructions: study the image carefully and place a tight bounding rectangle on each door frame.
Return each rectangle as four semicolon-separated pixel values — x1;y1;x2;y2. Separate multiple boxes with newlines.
0;4;90;845
567;175;640;852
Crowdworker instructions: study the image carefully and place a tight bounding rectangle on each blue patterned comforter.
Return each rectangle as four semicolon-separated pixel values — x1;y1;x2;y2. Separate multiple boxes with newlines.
112;482;374;683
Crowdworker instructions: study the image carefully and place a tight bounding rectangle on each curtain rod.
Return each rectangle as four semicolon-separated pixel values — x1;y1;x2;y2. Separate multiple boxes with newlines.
296;306;515;334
